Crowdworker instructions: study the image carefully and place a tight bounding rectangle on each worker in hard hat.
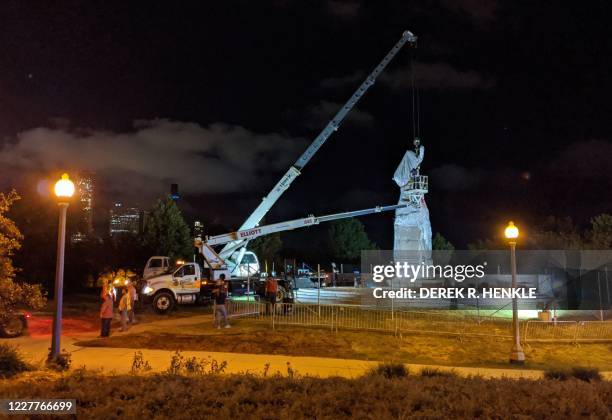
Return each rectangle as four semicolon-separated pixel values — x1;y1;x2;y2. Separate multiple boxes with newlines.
118;286;132;332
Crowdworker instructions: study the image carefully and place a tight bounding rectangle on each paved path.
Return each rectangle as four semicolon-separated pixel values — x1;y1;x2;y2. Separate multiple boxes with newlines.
9;314;611;380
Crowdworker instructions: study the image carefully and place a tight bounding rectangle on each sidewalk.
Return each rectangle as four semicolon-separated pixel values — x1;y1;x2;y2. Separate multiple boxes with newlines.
10;314;611;380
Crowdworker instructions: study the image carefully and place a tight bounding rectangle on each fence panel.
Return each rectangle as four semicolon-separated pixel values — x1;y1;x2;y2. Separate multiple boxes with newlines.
575;321;612;342
524;321;577;342
225;300;262;319
271;303;335;329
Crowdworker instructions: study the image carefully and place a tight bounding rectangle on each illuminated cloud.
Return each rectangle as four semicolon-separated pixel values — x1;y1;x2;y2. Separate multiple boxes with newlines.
0;119;306;199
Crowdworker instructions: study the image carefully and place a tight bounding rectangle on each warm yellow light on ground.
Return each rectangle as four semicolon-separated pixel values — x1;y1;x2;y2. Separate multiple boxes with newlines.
54;173;75;198
504;221;519;240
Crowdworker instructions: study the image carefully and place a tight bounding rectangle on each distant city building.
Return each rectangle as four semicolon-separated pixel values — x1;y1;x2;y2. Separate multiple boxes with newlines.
194;220;204;238
71;172;95;243
109;203;142;236
170;183;179;201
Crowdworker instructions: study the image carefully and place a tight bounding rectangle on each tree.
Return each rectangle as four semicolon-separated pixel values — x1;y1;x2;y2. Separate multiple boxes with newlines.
328;218;377;261
142;197;192;261
0;190;45;322
588;214;612;249
432;233;455;251
248;233;282;270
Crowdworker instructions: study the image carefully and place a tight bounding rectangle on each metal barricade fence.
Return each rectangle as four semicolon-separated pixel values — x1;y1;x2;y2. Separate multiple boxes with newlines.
524;321;577;342
575;321;612;342
271;303;335;329
224;300;261;319
224;301;612;343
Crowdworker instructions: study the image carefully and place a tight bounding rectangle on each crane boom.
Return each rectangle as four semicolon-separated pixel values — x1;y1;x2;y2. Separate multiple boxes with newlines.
207;204;405;247
220;30;417;259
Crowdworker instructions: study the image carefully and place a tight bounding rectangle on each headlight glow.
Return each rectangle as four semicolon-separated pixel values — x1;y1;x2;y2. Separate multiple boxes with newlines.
143;286;154;295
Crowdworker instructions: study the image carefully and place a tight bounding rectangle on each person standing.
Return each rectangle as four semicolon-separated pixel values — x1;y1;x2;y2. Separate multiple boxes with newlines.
127;281;138;324
99;284;114;338
118;287;131;332
265;276;278;315
213;275;230;329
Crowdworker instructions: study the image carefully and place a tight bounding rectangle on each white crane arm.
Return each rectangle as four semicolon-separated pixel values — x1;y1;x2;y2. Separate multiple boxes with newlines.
219;31;417;259
207;204;405;247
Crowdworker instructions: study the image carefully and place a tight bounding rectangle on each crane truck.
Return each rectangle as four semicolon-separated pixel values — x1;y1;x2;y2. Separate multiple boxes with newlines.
141;204;405;313
140;30;417;313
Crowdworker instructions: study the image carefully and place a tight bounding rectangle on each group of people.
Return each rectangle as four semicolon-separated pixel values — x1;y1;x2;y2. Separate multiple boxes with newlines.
99;281;138;338
99;273;282;335
212;274;280;326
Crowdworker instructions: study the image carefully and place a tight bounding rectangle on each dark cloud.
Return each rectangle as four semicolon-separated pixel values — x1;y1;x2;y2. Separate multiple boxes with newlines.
0;119;306;201
382;62;495;90
323;62;493;91
545;139;612;180
430;164;482;191
327;0;361;19
320;70;366;89
304;100;374;129
443;0;499;21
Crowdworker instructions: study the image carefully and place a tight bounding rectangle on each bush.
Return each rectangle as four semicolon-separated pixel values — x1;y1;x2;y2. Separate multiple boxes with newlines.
1;372;611;418
571;367;601;382
0;344;30;378
165;350;227;376
544;369;570;381
544;367;601;382
420;368;457;378
368;363;409;379
131;351;151;374
46;349;72;372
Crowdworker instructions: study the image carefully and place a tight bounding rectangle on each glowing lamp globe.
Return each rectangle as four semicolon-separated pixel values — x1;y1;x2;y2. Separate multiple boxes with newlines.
54;173;75;199
504;221;519;240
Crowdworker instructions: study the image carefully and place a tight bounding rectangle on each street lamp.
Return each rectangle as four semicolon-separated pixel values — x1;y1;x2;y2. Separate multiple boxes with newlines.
505;221;525;364
50;173;74;360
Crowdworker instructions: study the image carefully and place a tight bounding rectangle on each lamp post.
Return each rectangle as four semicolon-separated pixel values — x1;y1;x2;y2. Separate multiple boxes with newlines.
505;221;525;364
50;173;75;360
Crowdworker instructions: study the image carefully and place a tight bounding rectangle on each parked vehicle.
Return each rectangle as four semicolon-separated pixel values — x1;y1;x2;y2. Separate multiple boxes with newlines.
141;259;228;314
0;312;30;338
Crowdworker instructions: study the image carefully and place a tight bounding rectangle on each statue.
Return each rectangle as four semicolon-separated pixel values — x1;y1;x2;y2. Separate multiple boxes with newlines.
393;139;432;253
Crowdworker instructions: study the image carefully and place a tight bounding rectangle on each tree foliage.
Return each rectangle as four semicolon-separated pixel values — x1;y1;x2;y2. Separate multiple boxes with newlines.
0;190;45;322
248;233;282;270
328;218;377;261
469;214;612;250
589;214;612;249
142;197;192;261
432;233;455;251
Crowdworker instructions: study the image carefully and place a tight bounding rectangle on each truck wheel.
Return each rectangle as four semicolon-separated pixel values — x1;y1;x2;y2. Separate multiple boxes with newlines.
153;292;175;314
276;286;286;303
0;316;25;338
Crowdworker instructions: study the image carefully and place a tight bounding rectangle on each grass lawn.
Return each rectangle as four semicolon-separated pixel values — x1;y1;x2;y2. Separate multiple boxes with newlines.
75;317;612;371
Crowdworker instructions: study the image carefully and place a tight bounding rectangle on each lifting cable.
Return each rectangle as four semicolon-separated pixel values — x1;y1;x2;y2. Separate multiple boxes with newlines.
410;52;421;141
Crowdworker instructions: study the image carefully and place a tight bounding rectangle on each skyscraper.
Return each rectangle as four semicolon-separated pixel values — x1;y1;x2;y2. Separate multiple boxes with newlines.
71;172;94;243
194;220;204;239
109;203;142;236
76;173;94;232
170;183;179;201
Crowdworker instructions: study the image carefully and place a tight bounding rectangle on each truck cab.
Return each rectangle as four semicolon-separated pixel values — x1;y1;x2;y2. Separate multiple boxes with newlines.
141;260;203;313
143;256;170;279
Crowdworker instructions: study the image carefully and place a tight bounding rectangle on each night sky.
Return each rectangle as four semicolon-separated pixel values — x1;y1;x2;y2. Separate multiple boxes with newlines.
1;1;611;249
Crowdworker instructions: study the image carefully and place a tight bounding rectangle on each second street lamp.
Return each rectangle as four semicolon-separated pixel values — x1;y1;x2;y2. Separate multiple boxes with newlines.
505;221;525;364
50;173;75;360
